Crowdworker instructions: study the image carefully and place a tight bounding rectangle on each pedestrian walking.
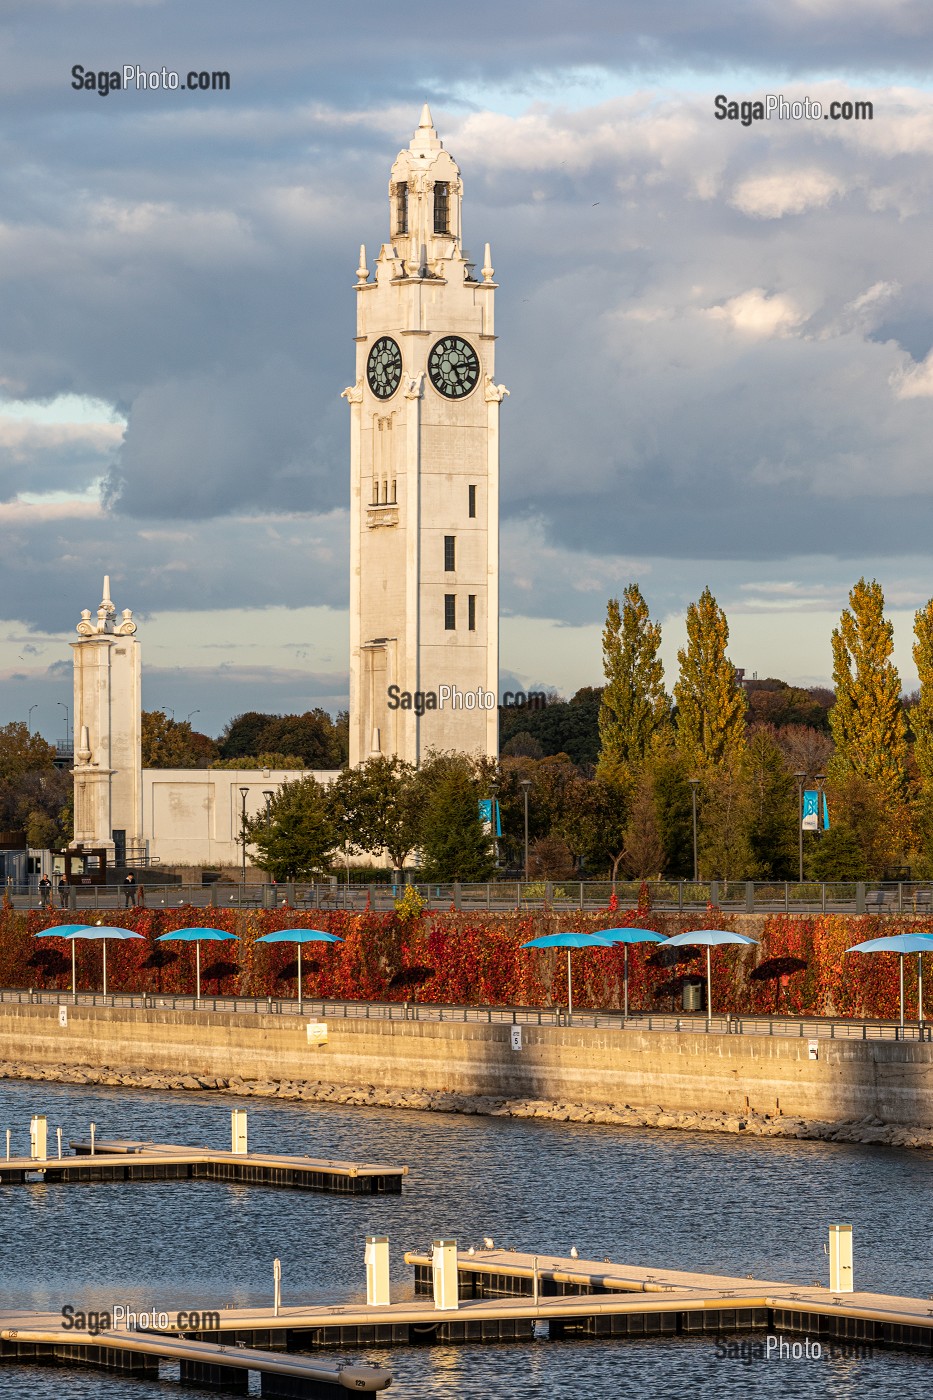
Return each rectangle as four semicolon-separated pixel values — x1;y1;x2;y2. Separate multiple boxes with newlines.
58;876;70;910
123;871;137;908
38;874;52;908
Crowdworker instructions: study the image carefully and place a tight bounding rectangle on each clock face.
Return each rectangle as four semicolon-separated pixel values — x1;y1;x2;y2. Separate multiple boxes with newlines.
428;336;480;399
367;337;402;399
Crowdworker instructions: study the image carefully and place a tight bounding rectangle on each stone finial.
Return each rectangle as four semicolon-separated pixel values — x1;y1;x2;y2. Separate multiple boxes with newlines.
482;243;495;283
76;726;92;765
116;608;137;636
419;102;434;130
357;244;369;283
76;608;94;637
341;378;364;404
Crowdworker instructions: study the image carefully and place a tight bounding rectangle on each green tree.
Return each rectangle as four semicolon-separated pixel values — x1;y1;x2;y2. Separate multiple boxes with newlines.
330;755;421;871
141;711;217;767
559;774;629;881
597;585;669;780
416;758;494;882
697;761;755;882
498;688;603;768
828;578;907;801
649;739;694;877
744;726;797;880
247;777;338;879
673;587;746;770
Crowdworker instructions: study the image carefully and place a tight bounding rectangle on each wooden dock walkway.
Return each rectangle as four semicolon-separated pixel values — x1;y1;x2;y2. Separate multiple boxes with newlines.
0;1137;407;1194
0;1310;391;1394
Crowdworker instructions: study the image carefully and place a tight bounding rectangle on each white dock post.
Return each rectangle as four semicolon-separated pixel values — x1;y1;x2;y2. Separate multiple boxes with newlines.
29;1115;47;1161
5;1129;10;1160
90;1122;96;1156
432;1239;459;1311
56;1127;62;1160
828;1224;853;1292
273;1258;282;1317
365;1236;390;1306
231;1109;248;1154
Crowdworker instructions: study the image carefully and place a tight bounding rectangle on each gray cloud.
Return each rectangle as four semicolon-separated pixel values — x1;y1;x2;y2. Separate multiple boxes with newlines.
2;3;933;717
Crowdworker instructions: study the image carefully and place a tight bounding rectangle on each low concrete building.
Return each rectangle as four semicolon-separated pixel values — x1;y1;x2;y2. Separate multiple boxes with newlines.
141;768;340;870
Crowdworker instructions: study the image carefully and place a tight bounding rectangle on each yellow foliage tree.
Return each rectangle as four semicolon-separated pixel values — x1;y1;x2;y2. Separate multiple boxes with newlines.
673;587;746;770
828;579;906;802
597;584;669;783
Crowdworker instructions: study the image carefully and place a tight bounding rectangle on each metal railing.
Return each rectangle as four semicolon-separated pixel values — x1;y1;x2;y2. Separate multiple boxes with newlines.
6;878;933;915
1;987;929;1042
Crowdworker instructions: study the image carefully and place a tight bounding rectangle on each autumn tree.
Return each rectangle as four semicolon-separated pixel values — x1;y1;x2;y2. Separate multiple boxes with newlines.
828;578;907;801
673;587;746;770
912;598;933;785
141;711;217;767
0;723;71;847
597;585;669;781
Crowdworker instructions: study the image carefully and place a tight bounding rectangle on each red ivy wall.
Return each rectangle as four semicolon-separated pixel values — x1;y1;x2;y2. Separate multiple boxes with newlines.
0;902;926;1022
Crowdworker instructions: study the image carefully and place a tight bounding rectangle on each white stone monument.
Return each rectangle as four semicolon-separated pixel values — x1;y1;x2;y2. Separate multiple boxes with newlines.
344;105;506;767
70;575;142;863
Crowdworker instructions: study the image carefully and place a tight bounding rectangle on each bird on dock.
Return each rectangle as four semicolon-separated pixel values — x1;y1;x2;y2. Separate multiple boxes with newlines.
570;1247;579;1259
483;1237;494;1249
467;1246;475;1255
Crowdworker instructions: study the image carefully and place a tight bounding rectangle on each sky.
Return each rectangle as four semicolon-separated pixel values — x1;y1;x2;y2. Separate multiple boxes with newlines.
2;1;933;742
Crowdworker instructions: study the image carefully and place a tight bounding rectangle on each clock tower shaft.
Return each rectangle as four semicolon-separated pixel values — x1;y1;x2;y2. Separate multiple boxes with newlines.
344;107;506;768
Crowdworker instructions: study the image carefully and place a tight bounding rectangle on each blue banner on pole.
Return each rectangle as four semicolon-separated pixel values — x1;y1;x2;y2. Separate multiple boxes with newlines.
803;790;829;832
478;799;501;837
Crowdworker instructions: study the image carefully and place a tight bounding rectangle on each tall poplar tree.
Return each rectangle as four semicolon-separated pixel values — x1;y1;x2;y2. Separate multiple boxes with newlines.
597;585;669;781
912;597;933;784
673;587;746;769
828;578;906;799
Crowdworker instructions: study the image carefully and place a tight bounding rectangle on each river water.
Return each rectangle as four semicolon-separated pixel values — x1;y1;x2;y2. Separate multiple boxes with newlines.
0;1079;929;1397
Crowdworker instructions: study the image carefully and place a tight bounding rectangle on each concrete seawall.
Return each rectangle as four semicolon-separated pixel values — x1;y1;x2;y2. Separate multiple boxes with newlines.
1;1003;932;1128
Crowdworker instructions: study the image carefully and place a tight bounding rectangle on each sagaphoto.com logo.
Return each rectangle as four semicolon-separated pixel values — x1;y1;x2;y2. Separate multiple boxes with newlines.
715;1334;874;1364
61;1304;221;1336
386;685;546;717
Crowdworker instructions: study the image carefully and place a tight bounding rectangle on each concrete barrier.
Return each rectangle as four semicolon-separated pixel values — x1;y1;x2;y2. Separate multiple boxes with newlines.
2;1003;933;1127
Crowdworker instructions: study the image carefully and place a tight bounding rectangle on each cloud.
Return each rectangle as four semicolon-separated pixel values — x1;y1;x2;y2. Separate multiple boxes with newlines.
706;287;807;336
730;167;846;219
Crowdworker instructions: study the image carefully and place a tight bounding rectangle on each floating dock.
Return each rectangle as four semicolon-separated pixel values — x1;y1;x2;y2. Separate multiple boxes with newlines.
0;1312;391;1395
0;1137;407;1195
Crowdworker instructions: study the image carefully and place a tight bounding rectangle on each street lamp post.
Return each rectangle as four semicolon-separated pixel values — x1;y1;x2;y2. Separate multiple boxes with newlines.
689;779;700;883
27;705;37;733
815;774;826;841
520;779;531;881
489;778;499;869
56;701;70;751
186;709;200;726
239;786;250;885
794;772;806;882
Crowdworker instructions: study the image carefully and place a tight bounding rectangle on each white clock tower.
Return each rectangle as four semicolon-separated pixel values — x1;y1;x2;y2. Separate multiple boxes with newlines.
344;106;506;768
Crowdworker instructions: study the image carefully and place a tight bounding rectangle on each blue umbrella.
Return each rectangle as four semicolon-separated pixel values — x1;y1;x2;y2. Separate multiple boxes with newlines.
521;931;621;1022
658;929;758;1020
598;927;667;1019
34;924;144;996
845;932;933;1028
255;928;343;1013
156;927;239;1001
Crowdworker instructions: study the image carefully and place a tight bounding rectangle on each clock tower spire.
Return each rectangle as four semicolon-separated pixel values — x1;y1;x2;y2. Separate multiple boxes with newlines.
344;108;506;769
